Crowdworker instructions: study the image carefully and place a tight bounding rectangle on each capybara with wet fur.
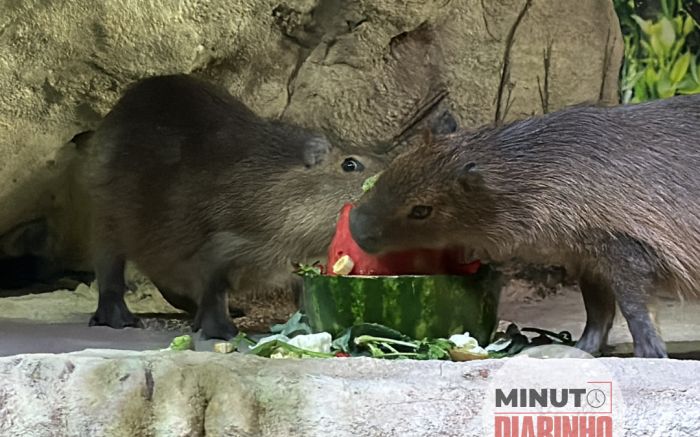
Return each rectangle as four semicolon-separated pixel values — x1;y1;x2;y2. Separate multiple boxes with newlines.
349;95;700;358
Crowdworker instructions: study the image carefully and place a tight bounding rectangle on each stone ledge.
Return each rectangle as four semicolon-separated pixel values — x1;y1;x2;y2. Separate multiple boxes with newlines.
0;350;697;436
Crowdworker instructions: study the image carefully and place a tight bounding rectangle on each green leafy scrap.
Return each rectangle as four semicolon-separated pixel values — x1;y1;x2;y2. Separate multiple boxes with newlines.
167;334;194;351
294;262;324;278
332;323;413;355
162;314;577;361
269;311;314;337
247;338;336;359
361;172;382;192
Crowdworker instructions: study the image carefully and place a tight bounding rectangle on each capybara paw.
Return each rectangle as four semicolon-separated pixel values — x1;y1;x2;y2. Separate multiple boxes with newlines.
633;339;668;358
89;301;141;329
575;334;605;356
195;315;238;340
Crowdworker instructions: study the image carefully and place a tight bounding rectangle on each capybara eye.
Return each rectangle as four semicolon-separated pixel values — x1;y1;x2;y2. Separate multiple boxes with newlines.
408;205;433;219
341;157;364;172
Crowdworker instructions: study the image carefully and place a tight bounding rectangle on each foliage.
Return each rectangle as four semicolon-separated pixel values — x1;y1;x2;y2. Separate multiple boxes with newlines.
293;261;324;277
615;0;700;103
163;311;576;361
248;337;336;359
269;311;313;337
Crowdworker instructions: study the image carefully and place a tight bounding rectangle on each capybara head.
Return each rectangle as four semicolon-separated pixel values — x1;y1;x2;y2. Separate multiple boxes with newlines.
349;129;505;255
253;130;388;260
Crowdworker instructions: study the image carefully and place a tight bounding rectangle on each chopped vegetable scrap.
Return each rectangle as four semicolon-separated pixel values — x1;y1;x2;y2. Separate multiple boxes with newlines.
361;172;382;192
165;334;194;351
448;332;489;361
249;332;335;359
214;342;234;354
161;311;575;361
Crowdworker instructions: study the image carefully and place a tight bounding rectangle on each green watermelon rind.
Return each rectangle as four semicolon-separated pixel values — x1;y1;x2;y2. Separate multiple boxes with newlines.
301;266;502;346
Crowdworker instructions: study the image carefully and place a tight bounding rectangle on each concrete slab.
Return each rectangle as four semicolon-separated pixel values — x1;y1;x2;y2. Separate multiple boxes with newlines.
0;279;697;358
499;284;700;345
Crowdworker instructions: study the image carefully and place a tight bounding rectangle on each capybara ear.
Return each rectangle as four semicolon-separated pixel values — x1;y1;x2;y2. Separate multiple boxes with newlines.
430;110;458;135
457;161;483;190
302;135;332;168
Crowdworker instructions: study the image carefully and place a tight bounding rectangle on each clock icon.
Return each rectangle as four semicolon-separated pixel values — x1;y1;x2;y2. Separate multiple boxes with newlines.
586;389;607;408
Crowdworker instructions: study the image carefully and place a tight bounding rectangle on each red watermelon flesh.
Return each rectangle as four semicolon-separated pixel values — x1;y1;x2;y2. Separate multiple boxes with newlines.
326;203;481;276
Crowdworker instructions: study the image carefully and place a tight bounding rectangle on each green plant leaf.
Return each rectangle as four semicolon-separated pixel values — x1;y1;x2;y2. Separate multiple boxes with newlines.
691;56;699;83
621;70;643;91
650;33;665;57
676;76;698;91
632;15;653;35
677;75;700;93
634;79;649;101
671;52;692;83
622;88;634;104
331;329;353;353
674;15;684;34
269;311;314;337
421;338;453;360
248;339;335;358
644;67;659;86
294;262;324;277
658;17;677;53
670;36;687;61
656;75;677;97
683;14;696;36
677;84;700;94
332;323;413;355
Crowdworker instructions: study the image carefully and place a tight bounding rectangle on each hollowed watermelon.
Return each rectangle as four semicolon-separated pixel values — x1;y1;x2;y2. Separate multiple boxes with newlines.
301;202;502;344
326;203;482;276
301;269;502;345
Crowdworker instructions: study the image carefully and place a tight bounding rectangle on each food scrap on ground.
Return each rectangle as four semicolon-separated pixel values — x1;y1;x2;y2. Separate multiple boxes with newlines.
214;342;235;353
165;334;194;351
163;311;575;362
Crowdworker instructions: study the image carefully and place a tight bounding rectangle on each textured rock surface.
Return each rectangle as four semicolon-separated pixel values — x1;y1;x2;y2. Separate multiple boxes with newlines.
0;351;697;436
0;0;623;270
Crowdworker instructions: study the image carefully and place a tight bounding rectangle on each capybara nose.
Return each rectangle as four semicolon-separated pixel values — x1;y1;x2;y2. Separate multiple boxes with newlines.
349;207;383;253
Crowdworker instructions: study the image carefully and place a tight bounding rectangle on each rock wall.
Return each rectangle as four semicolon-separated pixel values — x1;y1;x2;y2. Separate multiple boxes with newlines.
0;350;697;436
0;0;623;270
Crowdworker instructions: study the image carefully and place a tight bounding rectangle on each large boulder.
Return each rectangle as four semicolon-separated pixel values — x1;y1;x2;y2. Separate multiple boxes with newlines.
0;351;697;436
0;0;623;270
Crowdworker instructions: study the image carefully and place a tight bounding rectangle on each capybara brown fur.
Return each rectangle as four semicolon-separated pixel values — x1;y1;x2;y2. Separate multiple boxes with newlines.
87;74;387;339
349;94;700;358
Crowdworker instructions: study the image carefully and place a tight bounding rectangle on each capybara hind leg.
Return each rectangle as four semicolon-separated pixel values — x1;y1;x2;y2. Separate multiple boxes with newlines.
575;274;616;355
615;283;667;358
595;236;667;358
89;250;140;329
